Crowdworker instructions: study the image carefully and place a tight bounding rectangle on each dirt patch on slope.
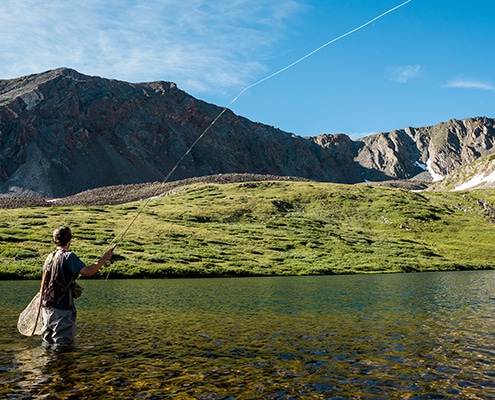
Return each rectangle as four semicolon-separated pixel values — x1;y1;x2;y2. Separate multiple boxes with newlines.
0;174;309;209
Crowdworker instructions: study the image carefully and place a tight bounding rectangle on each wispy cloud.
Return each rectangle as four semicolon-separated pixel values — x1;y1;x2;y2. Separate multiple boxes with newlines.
443;79;495;91
0;0;302;96
388;65;421;83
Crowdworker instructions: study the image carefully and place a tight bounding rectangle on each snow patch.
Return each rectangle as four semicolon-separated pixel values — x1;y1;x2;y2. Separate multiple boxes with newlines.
426;159;444;182
415;161;427;170
454;170;495;191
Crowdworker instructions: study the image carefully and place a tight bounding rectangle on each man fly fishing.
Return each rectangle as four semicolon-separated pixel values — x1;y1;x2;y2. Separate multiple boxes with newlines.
40;226;116;347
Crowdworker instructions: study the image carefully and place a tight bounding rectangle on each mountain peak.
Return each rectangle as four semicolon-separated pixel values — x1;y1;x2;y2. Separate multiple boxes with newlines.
1;68;494;197
0;67;83;106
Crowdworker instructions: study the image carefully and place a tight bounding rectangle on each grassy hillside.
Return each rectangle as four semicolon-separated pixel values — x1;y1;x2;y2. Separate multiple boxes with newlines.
1;181;495;279
429;154;495;191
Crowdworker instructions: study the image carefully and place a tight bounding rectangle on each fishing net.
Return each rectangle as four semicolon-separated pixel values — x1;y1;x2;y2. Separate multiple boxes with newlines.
17;251;60;337
17;291;43;336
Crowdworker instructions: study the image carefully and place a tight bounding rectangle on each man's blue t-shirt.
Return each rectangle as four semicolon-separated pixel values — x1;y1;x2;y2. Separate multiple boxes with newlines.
63;251;86;276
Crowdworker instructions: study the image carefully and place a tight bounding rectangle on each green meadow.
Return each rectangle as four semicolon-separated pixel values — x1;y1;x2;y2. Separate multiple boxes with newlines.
1;181;494;279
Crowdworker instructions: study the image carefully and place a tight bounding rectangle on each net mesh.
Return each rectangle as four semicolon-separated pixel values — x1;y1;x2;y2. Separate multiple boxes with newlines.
17;291;43;336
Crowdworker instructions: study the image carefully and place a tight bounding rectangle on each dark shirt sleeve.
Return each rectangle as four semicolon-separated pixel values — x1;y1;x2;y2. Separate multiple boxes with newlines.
67;252;86;275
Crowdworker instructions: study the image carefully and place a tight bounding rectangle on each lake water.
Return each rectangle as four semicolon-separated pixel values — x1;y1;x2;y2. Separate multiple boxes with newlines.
1;271;495;399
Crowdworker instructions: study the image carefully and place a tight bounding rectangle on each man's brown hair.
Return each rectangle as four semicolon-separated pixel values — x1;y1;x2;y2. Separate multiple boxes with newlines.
53;226;72;246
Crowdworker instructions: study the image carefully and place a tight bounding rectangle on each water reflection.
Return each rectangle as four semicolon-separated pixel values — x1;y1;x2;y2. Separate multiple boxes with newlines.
4;344;78;399
14;346;53;395
1;271;495;398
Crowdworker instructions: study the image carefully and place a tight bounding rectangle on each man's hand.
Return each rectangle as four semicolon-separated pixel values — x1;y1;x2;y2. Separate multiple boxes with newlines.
79;244;117;277
102;244;117;265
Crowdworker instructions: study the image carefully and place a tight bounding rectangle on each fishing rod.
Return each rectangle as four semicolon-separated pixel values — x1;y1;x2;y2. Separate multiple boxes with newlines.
110;0;413;247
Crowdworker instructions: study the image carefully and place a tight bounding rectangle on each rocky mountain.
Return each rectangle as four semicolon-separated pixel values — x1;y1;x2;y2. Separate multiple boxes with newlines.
353;117;495;183
1;68;494;197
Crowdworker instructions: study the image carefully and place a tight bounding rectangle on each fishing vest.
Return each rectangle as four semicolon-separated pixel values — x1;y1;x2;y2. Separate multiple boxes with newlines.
41;249;77;309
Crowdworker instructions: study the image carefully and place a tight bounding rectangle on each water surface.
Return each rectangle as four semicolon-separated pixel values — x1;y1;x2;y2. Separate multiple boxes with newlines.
1;271;495;398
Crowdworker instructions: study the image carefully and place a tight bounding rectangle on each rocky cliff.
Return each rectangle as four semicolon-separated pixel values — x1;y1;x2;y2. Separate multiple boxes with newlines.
1;68;494;197
313;116;495;184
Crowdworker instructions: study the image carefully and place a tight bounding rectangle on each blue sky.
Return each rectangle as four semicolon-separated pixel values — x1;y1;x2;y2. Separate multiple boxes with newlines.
1;0;494;139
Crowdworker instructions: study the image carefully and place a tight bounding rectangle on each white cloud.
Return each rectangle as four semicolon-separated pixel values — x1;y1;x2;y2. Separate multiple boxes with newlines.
349;131;378;140
443;79;495;91
388;65;421;83
0;0;302;96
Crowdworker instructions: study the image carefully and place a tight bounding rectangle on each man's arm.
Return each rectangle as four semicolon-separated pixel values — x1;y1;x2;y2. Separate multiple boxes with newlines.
79;245;117;277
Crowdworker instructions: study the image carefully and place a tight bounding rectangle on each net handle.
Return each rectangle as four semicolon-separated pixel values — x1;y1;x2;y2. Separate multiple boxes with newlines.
30;253;52;336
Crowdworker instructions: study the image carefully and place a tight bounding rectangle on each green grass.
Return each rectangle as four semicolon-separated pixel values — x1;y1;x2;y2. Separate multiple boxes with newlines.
1;181;495;279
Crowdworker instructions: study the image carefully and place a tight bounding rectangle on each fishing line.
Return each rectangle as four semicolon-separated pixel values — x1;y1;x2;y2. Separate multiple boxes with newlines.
231;0;413;103
74;0;413;341
111;0;413;246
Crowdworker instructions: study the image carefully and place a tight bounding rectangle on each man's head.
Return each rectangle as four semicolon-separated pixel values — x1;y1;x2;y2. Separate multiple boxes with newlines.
53;226;72;246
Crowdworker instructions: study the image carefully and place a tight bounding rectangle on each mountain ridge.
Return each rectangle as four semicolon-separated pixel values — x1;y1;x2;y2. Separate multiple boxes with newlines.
1;68;494;197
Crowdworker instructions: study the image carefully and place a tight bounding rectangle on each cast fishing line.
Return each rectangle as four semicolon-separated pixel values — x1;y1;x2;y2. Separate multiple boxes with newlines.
112;0;413;245
18;0;413;339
